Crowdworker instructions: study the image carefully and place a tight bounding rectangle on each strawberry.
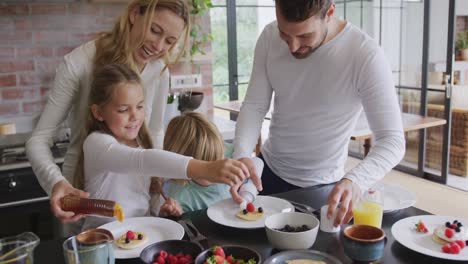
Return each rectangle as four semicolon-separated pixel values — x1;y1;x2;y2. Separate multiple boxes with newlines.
160;250;168;259
176;253;184;258
415;220;428;233
156;256;165;264
212;246;226;258
126;230;135;240
177;257;189;264
450;242;461;254
206;255;225;264
442;244;451;253
445;228;455;239
226;255;235;264
455;240;466;249
168;255;178;264
185;254;193;262
246;203;255;213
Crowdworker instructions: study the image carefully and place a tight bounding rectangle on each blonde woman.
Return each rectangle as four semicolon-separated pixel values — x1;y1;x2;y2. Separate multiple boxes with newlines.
159;112;230;216
26;0;254;225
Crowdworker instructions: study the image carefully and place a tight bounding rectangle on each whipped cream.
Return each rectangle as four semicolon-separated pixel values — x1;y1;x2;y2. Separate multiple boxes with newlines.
435;225;468;242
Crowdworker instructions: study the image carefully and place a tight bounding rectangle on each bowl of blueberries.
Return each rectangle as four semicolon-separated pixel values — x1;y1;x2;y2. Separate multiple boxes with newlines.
264;212;319;250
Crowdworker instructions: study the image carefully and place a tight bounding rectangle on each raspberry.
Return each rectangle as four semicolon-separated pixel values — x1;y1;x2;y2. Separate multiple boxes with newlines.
455;240;466;249
451;224;458;229
442;244;451;253
450;243;461;254
246;202;255;212
160;250;168;259
445;228;455;239
126;230;135;240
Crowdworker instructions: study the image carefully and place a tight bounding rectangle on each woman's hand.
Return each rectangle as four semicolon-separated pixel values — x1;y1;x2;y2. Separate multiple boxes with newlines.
187;159;249;187
159;198;183;217
230;157;263;203
50;179;90;224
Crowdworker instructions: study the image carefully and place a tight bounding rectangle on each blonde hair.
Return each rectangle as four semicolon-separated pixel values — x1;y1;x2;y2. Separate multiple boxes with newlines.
164;112;224;184
94;0;190;72
73;64;160;190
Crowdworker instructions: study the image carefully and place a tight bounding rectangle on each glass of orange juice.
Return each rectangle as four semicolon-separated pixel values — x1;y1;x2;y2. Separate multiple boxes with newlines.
353;188;384;228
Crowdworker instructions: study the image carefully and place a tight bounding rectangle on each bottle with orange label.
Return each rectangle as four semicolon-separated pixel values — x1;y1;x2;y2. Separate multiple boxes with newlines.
61;196;124;222
353;188;384;228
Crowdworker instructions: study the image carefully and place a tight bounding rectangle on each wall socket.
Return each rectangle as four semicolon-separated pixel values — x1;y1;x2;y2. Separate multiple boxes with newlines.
170;74;202;89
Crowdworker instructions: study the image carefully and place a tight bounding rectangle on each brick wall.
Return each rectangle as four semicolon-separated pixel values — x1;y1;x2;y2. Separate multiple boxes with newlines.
0;1;213;120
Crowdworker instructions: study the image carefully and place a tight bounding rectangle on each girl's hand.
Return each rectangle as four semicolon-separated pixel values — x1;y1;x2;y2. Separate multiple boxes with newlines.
159;198;183;217
187;159;249;187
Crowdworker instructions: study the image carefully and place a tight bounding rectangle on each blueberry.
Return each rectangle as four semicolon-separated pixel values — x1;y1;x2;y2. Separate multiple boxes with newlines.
454;220;458;224
457;222;463;227
125;237;130;244
456;228;461;233
446;222;451;227
466;240;468;246
302;225;309;230
258;207;263;213
243;209;248;215
138;234;143;240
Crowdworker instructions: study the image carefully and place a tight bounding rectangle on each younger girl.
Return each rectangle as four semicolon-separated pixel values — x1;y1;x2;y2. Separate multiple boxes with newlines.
78;64;249;229
159;112;264;216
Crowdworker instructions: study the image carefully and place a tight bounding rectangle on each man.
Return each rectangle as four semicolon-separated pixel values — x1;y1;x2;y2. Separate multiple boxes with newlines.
232;0;405;227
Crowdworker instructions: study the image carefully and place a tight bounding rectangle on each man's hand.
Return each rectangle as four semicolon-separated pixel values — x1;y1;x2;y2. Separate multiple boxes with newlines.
188;159;249;187
159;198;183;217
50;179;90;224
327;178;361;227
230;157;263;204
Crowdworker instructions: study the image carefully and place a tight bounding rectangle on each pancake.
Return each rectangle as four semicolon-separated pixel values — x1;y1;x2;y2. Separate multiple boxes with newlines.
236;210;264;221
115;231;148;249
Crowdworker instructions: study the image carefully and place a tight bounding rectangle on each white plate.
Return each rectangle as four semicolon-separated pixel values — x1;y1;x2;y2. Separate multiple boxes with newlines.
391;215;468;261
98;216;184;259
382;183;416;213
207;195;294;229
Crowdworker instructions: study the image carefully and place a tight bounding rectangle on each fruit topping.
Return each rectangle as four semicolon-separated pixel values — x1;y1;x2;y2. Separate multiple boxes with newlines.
138;234;143;240
258;207;263;213
126;230;135;240
446;222;451;228
415;220;428;233
445;228;455;239
246;203;255;213
442;244;451;253
455;240;466;249
242;209;248;215
125;237;130;244
450;242;461;254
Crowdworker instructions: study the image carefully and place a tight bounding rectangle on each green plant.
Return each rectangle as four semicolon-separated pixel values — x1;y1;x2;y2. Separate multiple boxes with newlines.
189;0;214;57
456;30;468;50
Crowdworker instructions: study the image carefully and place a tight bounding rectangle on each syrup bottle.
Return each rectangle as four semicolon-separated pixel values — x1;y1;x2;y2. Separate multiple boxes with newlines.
60;196;124;222
239;157;264;203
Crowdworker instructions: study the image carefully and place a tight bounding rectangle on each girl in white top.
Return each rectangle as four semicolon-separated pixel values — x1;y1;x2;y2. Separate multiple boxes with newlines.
26;0;252;225
81;64;238;229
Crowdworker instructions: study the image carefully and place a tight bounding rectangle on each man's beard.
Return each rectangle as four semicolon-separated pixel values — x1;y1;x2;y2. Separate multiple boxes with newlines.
292;26;328;59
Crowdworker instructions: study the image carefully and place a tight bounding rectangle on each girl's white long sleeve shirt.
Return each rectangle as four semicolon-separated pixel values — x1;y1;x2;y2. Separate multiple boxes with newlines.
26;40;169;195
81;132;190;229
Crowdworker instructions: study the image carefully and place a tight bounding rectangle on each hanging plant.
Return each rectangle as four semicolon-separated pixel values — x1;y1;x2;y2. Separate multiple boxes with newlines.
189;0;214;57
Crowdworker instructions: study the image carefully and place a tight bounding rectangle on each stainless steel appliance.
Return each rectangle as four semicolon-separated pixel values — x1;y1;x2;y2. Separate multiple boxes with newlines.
0;133;68;239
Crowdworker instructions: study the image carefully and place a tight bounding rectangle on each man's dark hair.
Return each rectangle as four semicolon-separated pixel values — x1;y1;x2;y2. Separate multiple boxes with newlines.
275;0;332;22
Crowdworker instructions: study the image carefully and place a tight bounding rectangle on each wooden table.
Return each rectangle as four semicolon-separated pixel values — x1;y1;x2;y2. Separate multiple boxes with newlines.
215;100;447;156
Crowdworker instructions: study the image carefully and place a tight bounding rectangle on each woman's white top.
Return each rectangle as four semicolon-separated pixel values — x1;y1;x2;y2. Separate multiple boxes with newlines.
26;40;170;195
82;132;191;230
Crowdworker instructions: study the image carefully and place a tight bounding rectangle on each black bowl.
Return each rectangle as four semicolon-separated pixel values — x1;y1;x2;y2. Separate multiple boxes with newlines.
178;91;204;112
194;245;261;264
140;240;203;264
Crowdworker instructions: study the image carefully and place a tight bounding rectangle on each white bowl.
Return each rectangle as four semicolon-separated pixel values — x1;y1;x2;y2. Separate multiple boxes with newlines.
264;212;319;250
